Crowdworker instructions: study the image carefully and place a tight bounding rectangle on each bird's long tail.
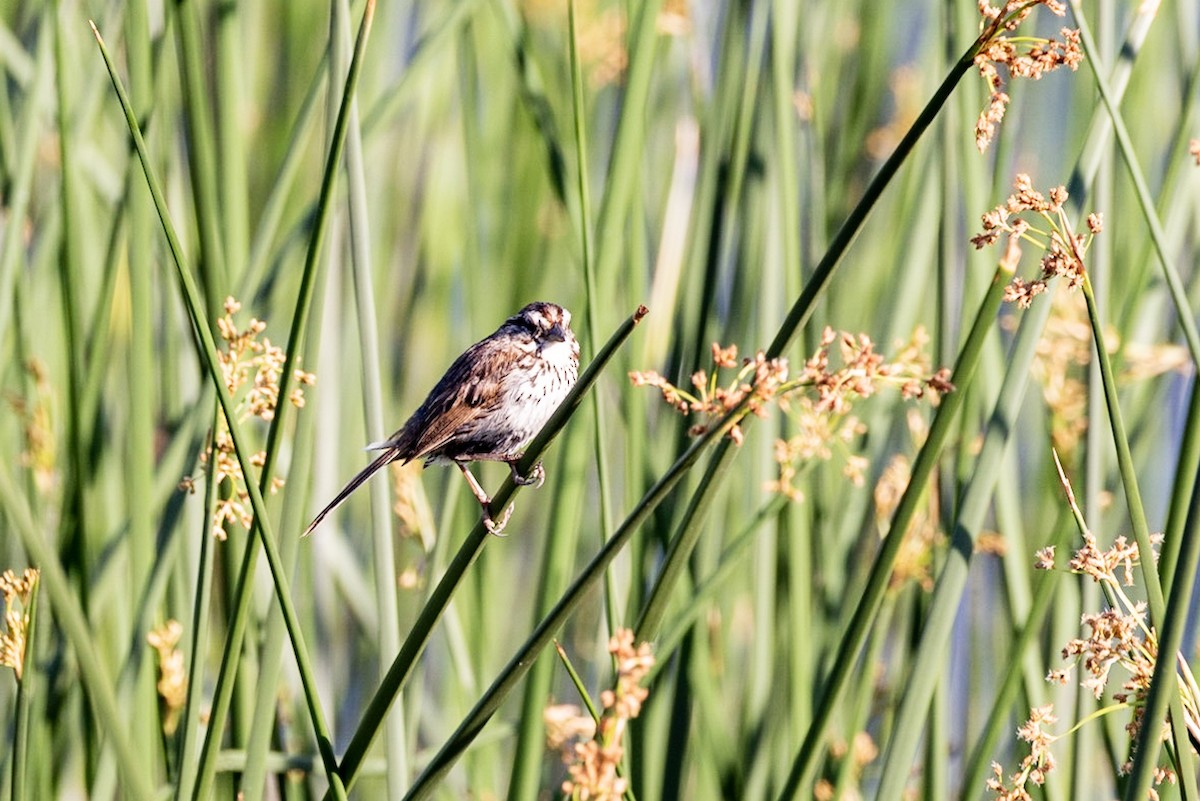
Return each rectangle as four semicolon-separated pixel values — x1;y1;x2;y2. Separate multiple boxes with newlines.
303;449;398;536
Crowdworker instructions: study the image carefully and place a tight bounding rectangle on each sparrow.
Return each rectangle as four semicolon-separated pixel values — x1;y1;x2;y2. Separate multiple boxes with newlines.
305;302;579;535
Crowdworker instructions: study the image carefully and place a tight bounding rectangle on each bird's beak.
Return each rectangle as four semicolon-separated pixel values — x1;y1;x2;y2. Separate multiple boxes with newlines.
546;323;567;342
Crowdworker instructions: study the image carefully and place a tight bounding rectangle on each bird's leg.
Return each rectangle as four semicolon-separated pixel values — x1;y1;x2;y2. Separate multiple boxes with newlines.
506;459;545;488
455;461;512;535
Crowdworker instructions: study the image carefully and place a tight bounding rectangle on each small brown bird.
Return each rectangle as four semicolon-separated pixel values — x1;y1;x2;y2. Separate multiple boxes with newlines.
305;302;579;536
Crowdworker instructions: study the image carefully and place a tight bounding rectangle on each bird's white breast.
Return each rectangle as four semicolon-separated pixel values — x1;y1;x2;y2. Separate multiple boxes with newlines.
502;338;578;442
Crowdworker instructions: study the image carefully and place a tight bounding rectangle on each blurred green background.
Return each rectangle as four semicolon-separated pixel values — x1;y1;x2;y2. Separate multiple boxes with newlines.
1;0;1199;799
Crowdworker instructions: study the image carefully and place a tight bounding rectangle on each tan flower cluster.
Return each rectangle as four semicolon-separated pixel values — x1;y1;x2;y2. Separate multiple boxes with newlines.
147;619;187;735
523;0;629;88
973;1;1083;151
553;629;655;800
996;460;1194;799
874;453;942;592
815;731;879;799
1190;138;1200;166
865;67;923;160
633;330;951;501
1018;291;1187;457
657;0;691;37
6;359;56;494
811;326;954;408
630;342;789;446
972;174;1101;307
772;327;953;499
215;297;315;418
188;297;314;539
986;704;1059;800
0;568;38;681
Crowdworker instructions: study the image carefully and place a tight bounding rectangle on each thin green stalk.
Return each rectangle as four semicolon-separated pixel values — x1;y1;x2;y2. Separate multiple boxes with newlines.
334;0;407;792
1162;382;1200;593
776;263;1008;799
649;495;787;674
1067;0;1199;367
956;502;1072;792
173;0;228;312
91;11;378;797
174;410;223;801
0;27;49;363
556;642;601;726
123;0;159;770
239;50;327;299
0;462;157;801
764;17;996;362
165;1;374;794
634;434;740;641
51;0;88;582
506;439;591;800
1087;268;1199;800
873;260;1039;797
214;0;249;280
553;642;639;801
587;0;662;285
566;0;618;651
330;305;649;796
10;571;39;801
238;379;321;801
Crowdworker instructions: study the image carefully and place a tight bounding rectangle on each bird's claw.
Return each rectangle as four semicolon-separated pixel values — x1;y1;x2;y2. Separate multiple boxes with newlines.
510;462;545;488
483;502;514;536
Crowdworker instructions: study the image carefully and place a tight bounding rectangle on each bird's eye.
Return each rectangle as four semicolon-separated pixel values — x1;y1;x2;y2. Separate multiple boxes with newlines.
517;313;544;335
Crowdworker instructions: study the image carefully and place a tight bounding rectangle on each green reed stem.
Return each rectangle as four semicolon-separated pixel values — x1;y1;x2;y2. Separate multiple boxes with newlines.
777;261;1008;799
1068;0;1199;368
10;572;39;801
173;0;227;311
0;463;156;801
957;509;1074;791
122;0;159;769
566;0;617;598
1084;263;1200;800
506;437;591;800
173;410;220;801
874;256;1042;796
0;29;48;370
765;21;992;361
335;0;408;792
91;10;377;796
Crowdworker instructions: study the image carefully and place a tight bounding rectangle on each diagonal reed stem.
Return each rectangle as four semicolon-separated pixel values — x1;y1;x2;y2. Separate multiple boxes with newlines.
91;5;378;796
330;305;648;795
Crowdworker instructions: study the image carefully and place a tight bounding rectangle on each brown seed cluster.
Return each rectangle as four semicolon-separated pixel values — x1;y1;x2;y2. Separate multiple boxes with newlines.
815;731;879;800
986;704;1059;799
550;629;655;800
186;297;315;539
973;1;1083;151
0;568;38;681
633;329;952;502
993;460;1192;800
971;174;1101;308
630;342;789;446
782;326;952;498
874;448;944;593
6;359;56;494
147;619;187;735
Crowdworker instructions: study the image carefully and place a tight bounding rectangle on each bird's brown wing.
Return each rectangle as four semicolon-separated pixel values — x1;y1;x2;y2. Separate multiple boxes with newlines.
383;336;516;461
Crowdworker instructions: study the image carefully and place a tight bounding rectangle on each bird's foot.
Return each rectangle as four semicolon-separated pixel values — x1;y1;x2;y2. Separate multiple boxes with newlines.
482;501;514;536
508;461;545;488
